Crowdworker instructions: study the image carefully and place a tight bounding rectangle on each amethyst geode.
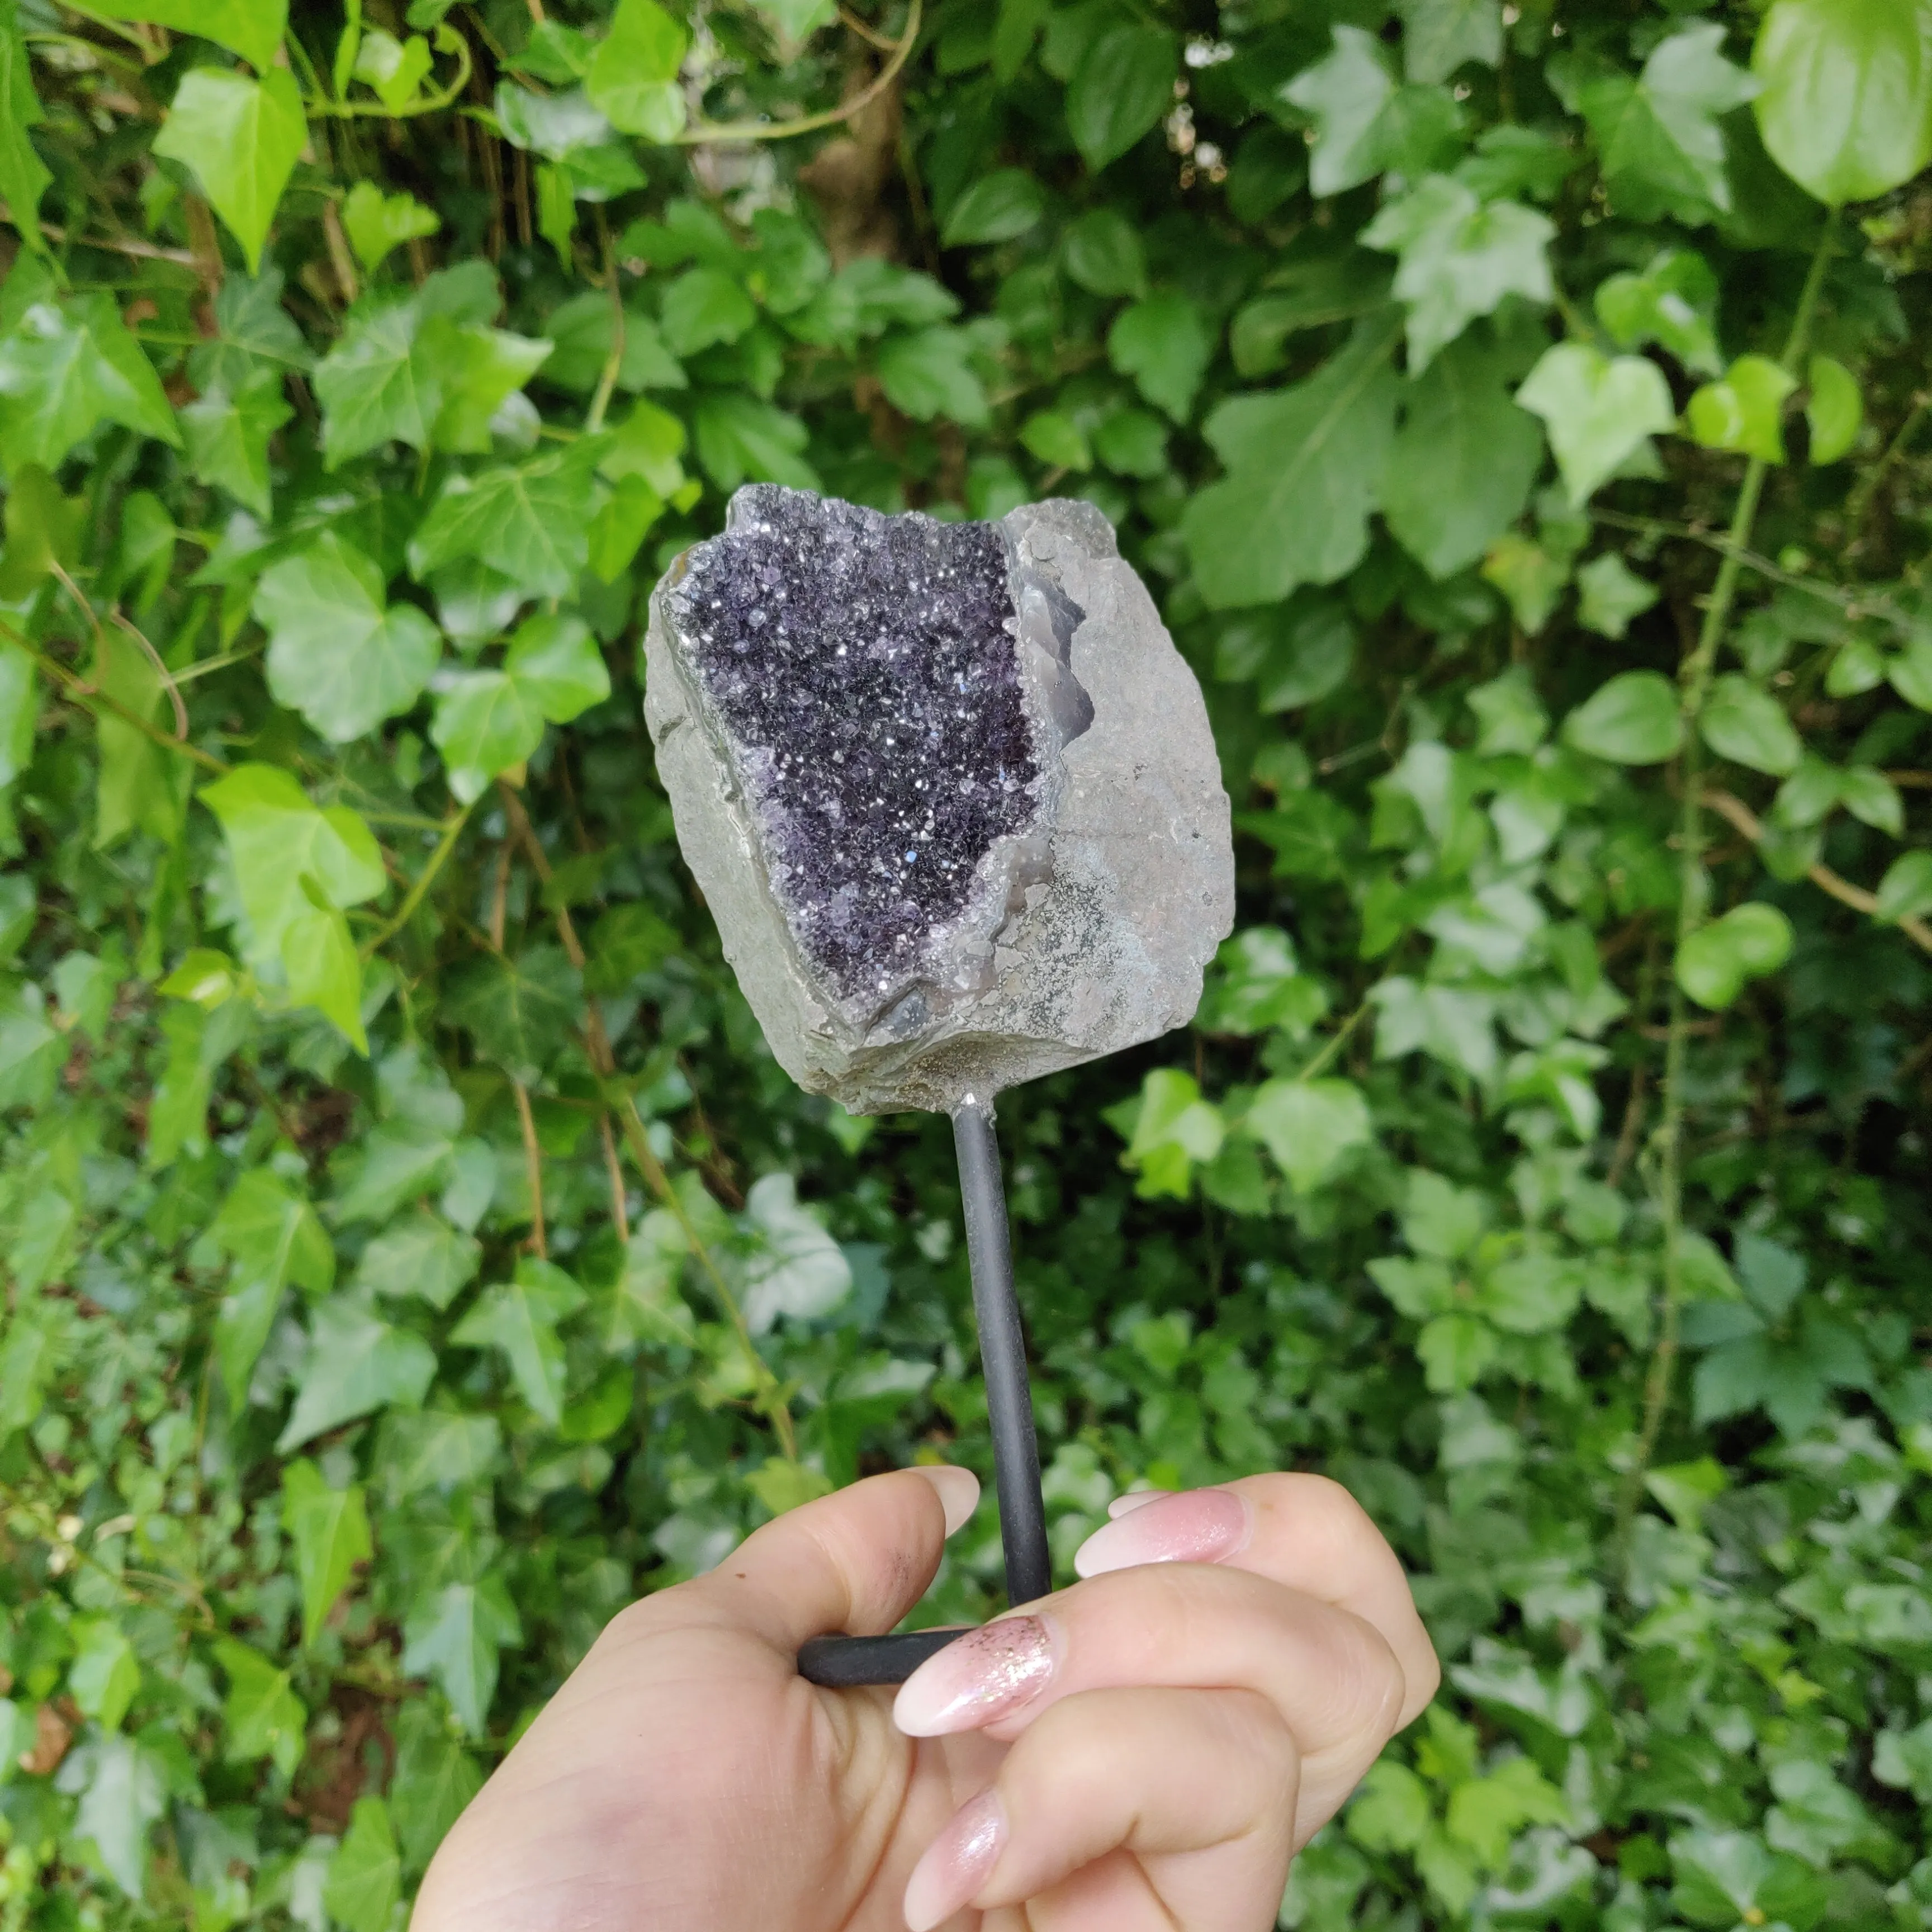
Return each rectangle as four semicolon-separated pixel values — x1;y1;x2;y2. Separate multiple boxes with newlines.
644;487;1233;1114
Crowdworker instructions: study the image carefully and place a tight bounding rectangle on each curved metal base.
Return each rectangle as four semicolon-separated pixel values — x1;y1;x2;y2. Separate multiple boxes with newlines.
797;1627;969;1687
798;1104;1049;1691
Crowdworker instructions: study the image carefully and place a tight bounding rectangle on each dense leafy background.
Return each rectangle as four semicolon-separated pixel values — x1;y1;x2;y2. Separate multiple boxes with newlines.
3;0;1932;1925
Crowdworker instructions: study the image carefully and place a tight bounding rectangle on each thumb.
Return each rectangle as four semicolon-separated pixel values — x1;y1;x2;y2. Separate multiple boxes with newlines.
682;1465;981;1654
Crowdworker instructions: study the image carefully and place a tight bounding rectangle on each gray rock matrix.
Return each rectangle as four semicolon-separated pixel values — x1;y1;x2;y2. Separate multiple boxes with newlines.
644;485;1234;1115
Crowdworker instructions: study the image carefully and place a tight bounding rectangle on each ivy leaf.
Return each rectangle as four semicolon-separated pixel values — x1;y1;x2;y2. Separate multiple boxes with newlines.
1060;207;1147;297
1384;329;1542;579
1363;176;1554;372
659;267;757;354
314;296;443;465
0;293;182;473
187;268;313;393
0;0;51;252
1397;0;1503;86
1067;22;1176;172
1367;981;1499;1090
430;612;610;801
1107;291;1211;422
340;180;441;273
1753;0;1932;206
1570;25;1760;224
275;1294;436;1452
1561;669;1684;764
198;763;385;965
429;323;552;454
586;0;688;141
213;1639;307;1779
1182;316;1401;609
1676;903;1794;1010
1686;354;1797;463
1806;354;1863;463
408;449;598;596
355;1211;481;1310
153;68;306;275
280;1457;372;1647
69;1617;139;1731
443;943;582;1083
1875;850;1932;924
1244;1077;1374;1193
1594;248;1723;377
1282;27;1465;197
877;326;989;427
181;373;292;517
390;1701;485;1868
1515;343;1675;505
542;290;686;394
352;27;431;111
1700;673;1804;775
54;1733;166;1898
323;1797;400;1932
739;1173;853;1333
402;1579;522;1734
210;1168;333;1408
1575;553;1659;640
255;532;442;742
93;1;287;72
452;1258;586;1423
942;169;1045;247
693;392;818;491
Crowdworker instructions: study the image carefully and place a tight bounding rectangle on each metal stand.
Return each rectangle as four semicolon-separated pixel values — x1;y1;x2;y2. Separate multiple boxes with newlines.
798;1100;1048;1687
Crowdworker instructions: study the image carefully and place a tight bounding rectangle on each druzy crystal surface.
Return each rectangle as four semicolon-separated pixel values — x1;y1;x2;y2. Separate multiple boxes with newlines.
666;496;1040;1006
645;487;1233;1114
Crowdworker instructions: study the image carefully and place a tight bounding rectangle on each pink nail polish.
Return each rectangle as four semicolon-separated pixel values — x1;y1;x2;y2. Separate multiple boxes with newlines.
892;1614;1055;1736
1107;1488;1171;1518
903;1789;1006;1932
1072;1485;1250;1578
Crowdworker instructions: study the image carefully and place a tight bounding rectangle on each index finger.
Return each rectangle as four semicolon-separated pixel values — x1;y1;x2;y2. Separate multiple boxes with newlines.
1072;1474;1438;1726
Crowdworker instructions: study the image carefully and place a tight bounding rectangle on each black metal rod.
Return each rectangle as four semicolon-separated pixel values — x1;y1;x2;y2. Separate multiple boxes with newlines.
953;1098;1052;1608
797;1097;1050;1687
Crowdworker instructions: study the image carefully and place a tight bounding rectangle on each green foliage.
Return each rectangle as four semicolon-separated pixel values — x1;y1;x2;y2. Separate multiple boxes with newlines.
3;3;1932;1929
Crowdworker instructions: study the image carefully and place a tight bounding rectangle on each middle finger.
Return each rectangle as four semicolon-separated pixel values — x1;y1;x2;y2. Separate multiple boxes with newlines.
892;1564;1407;1831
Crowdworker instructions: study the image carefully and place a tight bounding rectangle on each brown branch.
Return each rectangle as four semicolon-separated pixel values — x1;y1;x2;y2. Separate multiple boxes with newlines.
599;1112;630;1244
512;1079;548;1261
1702;788;1932;955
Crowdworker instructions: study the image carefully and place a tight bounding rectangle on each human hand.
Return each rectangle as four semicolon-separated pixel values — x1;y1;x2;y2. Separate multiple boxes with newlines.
410;1467;1437;1932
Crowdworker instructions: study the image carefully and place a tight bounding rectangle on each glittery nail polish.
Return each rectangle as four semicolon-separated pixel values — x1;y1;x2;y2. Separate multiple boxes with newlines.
1072;1485;1250;1578
892;1614;1055;1736
903;1789;1007;1932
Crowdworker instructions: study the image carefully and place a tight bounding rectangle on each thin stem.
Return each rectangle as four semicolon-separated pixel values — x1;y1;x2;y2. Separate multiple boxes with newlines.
0;614;229;774
1619;217;1836;1554
357;803;473;958
110;610;188;741
675;0;920;146
1291;1000;1370;1083
1702;787;1932;955
1845;391;1928;538
305;30;473;120
585;209;624;437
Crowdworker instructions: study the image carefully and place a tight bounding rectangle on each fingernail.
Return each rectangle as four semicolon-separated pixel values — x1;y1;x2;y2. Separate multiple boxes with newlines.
893;1614;1055;1736
903;1789;1006;1932
1073;1485;1251;1578
910;1465;980;1538
1107;1487;1172;1518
